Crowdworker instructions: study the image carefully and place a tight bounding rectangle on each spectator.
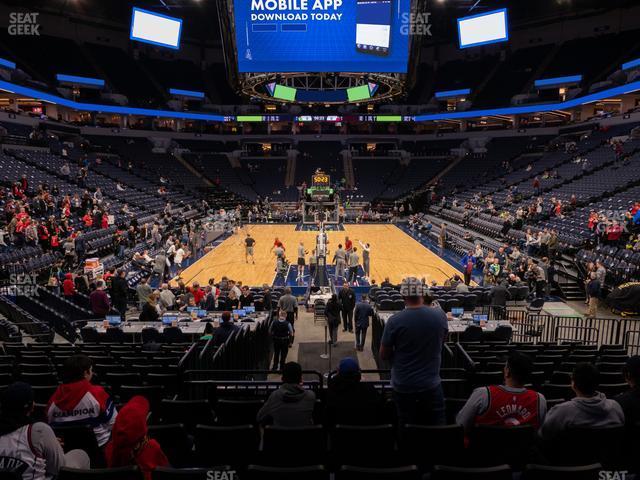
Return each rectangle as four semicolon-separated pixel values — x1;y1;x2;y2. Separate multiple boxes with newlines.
139;293;160;323
110;269;129;319
615;355;640;427
136;277;153;310
256;362;316;427
325;294;341;347
270;310;294;371
212;311;239;347
89;280;111;317
62;272;75;298
354;295;374;351
325;357;382;426
380;277;448;426
586;272;601;319
47;355;117;447
277;287;298;329
239;286;254;307
456;352;547;434
159;283;176;310
539;363;624;441
0;382;90;479
105;396;169;480
488;281;511;320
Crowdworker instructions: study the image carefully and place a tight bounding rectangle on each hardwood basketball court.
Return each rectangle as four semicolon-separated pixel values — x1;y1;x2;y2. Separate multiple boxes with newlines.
175;224;464;287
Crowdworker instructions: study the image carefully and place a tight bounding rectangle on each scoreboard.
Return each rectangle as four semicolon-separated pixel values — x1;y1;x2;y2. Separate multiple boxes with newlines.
312;173;331;186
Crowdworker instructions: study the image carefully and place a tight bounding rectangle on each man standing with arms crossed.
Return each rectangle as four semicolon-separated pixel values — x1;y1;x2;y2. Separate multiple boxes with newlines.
380;277;448;427
338;284;356;333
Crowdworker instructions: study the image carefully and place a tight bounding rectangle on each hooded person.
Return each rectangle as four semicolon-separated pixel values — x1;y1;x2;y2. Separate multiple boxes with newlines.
539;363;624;443
325;357;382;426
256;362;316;427
0;382;89;480
46;355;117;448
104;396;169;480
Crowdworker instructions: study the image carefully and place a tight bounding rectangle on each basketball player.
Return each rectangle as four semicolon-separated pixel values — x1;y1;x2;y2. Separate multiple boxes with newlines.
296;242;308;281
333;244;347;282
245;233;256;264
348;247;360;285
358;240;371;280
270;237;285;253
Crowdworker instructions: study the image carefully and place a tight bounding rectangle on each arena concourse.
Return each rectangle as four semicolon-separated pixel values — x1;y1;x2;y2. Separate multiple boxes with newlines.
0;0;639;478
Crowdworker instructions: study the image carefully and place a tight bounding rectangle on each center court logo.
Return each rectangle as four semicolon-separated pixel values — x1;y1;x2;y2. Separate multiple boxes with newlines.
8;12;40;36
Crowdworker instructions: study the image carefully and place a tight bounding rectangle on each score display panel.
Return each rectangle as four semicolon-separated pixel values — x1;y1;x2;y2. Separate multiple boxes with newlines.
312;173;331;186
233;0;411;73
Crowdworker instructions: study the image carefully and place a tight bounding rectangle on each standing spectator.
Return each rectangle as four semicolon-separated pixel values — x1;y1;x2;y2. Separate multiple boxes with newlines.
277;287;298;330
62;273;76;298
338;284;356;333
380;278;448;426
461;250;476;286
615;356;640;427
354;295;374;351
89;280;111;317
159;284;176;311
488;281;511;320
47;355;118;447
110;269;129;319
136;277;153;311
270;310;294;371
325;294;341;347
586;272;601;319
333;244;347;281
105;396;169;480
456;352;547;434
256;362;316;427
0;382;90;478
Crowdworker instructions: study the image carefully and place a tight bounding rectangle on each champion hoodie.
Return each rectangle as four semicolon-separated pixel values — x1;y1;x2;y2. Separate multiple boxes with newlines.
46;379;117;447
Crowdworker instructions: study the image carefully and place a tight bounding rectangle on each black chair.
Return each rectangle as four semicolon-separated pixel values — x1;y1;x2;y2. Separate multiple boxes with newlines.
104;327;126;344
246;465;328;480
159;400;214;433
460;325;483;343
214;399;263;426
261;425;326;467
52;425;103;467
194;424;259;468
441;379;469;399
147;424;193;467
141;327;162;344
470;425;535;469
336;465;420;480
162;326;185;343
471;371;503;389
58;466;141;480
431;464;512;480
152;467;230;479
399;424;464;471
522;463;603;480
445;398;468;425
0;472;22;480
547;426;626;468
330;425;396;467
120;385;165;413
80;327;100;343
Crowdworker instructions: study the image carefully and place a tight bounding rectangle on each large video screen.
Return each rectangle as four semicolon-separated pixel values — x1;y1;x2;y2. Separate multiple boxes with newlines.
234;0;411;73
458;8;508;49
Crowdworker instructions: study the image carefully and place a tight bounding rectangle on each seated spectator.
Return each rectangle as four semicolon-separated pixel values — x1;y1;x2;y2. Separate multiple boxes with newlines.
199;322;215;341
456;352;546;434
257;362;316;427
539;363;624;441
105;396;169;480
139;293;160;323
212;311;239;347
325;358;382;425
615;355;640;427
89;280;111;317
0;382;90;479
47;355;118;447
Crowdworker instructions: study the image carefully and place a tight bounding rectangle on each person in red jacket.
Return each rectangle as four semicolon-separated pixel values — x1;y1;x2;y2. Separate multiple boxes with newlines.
104;396;169;480
62;273;76;297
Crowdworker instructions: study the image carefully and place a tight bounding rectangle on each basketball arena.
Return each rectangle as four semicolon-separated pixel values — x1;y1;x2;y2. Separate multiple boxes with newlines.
0;0;639;478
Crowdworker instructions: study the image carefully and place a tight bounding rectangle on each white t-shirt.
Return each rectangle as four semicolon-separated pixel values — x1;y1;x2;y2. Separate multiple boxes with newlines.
174;248;185;264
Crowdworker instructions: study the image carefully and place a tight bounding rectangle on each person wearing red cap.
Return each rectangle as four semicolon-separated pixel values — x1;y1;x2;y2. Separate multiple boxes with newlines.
105;396;169;480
